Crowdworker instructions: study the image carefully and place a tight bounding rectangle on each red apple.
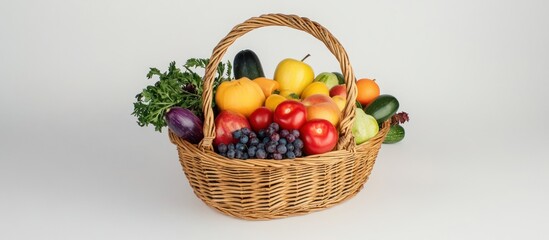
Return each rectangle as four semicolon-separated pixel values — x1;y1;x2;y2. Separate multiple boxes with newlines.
329;84;346;98
213;110;250;146
299;119;338;155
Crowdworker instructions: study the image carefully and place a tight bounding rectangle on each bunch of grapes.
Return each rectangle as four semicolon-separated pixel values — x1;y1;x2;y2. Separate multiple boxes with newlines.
216;123;304;160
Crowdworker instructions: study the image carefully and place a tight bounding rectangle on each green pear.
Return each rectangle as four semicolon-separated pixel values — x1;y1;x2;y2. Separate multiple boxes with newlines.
352;108;379;144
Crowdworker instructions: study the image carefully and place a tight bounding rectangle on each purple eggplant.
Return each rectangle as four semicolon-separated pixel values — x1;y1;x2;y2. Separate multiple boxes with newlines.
165;107;204;144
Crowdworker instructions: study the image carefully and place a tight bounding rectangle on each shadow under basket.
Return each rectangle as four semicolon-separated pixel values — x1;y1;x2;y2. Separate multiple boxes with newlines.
168;13;391;220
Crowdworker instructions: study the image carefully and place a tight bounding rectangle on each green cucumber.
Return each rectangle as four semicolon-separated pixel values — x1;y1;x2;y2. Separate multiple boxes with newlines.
383;124;405;144
233;49;265;80
364;94;399;123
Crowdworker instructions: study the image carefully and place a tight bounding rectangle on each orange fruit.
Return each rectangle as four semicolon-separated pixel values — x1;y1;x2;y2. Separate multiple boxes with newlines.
253;77;280;97
356;78;380;106
265;94;287;112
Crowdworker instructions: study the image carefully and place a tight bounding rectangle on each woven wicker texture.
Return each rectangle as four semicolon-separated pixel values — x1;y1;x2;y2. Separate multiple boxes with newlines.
169;13;390;220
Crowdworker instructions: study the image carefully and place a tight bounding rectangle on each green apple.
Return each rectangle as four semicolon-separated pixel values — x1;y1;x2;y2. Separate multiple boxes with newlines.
332;72;345;84
352;108;379;144
314;72;339;90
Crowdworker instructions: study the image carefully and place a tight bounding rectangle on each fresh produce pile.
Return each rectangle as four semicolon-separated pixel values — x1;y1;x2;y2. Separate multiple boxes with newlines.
132;50;410;160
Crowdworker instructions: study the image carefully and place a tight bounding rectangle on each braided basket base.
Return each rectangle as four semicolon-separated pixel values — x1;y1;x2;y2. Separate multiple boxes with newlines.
169;121;389;220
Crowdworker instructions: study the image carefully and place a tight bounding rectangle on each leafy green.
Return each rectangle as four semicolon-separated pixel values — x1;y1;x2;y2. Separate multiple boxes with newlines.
132;58;232;132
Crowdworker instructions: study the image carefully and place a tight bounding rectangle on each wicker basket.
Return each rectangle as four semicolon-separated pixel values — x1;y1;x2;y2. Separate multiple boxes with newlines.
169;13;390;220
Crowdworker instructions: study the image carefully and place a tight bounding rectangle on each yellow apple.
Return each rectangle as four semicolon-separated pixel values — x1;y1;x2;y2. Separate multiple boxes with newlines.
331;95;346;112
274;57;314;96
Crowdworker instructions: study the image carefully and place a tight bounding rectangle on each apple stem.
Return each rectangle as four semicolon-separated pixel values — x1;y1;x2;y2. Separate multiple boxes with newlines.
301;54;311;62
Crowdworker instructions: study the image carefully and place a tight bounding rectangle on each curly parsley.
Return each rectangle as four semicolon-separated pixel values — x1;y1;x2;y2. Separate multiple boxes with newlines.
132;58;232;132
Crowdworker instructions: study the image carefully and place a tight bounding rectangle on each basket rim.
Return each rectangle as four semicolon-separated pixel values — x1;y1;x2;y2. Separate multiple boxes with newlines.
170;120;390;168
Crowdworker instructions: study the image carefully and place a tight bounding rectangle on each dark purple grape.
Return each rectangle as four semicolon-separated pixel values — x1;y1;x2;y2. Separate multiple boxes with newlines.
247;146;257;158
227;143;235;150
217;143;227;153
293;139;304;149
276;144;287;154
258;129;266;138
257;143;265;150
268;140;278;147
239;135;249;144
286;151;296;159
294;149;303;157
270;133;280;142
249;132;257;139
265;127;275;135
279;138;287;145
236;143;246;152
235;150;243;159
280;129;289;138
285;134;296;143
241;127;251;136
250;137;260;146
286;144;295;152
256;149;267;159
269;122;280;132
273;153;283;160
291;130;300;138
242;152;249;160
232;129;242;139
227;149;236;158
266;144;277;153
262;137;270;144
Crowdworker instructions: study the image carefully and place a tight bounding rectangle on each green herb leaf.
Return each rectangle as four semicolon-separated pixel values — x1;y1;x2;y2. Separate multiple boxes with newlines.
132;58;232;132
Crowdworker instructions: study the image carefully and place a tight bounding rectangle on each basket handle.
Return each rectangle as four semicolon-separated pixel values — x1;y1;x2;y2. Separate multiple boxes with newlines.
199;13;358;152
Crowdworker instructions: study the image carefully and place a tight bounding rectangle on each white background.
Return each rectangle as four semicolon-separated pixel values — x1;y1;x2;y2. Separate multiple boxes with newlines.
1;0;548;239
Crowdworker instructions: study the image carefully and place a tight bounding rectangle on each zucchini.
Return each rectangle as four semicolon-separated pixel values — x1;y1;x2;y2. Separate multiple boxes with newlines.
384;124;405;144
364;94;399;123
233;49;265;80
